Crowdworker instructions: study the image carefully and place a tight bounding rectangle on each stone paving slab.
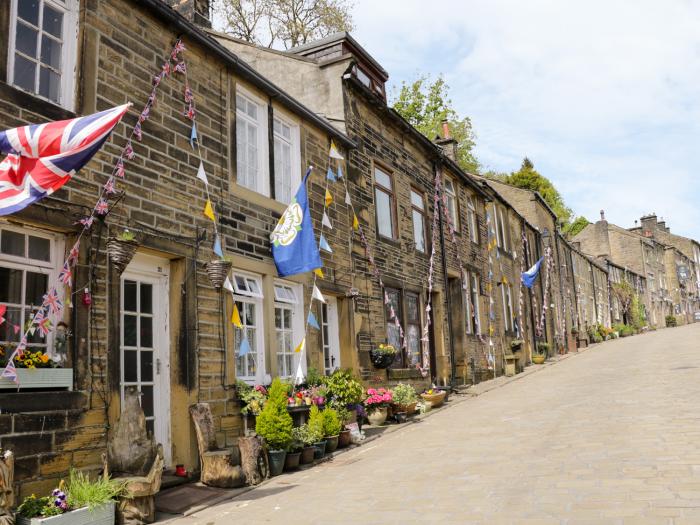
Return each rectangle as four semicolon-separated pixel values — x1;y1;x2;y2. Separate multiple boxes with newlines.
162;324;700;524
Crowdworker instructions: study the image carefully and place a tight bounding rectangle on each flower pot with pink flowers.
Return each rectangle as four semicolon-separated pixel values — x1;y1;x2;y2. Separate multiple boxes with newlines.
364;387;393;426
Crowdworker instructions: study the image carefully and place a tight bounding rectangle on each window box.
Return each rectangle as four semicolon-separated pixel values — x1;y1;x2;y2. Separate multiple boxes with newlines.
0;368;72;390
17;502;114;525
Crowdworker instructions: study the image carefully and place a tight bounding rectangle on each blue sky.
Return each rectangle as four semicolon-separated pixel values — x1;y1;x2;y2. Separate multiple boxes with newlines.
352;0;700;240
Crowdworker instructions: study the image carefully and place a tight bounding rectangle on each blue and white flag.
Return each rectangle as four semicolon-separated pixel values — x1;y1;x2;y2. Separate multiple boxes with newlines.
270;168;322;277
521;257;544;289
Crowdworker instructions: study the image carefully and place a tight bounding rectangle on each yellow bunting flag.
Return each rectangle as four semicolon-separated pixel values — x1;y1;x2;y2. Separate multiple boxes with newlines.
329;140;344;160
294;337;306;353
325;189;333;208
352;213;359;231
204;199;215;221
314;268;324;279
231;304;243;328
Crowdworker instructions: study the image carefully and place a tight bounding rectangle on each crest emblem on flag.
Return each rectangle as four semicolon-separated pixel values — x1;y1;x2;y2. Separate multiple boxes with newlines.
0;104;129;216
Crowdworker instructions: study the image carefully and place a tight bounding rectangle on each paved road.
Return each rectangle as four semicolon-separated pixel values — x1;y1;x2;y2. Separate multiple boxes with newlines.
172;324;700;524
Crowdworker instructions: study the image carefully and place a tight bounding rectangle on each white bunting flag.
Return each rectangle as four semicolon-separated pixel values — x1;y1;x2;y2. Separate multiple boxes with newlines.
196;161;209;185
223;276;234;293
312;285;326;303
345;190;352;205
322;211;333;229
329;141;344;160
294;343;306;385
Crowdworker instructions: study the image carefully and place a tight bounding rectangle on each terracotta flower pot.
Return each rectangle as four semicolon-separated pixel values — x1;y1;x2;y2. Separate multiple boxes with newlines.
532;354;546;364
338;429;351;448
284;451;301;471
367;406;388;426
324;435;339;453
421;391;446;408
206;259;232;289
300;446;315;464
267;449;286;477
395;402;417;415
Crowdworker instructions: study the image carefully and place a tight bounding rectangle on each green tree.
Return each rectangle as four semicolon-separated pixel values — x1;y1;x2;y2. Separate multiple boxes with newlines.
255;378;293;450
214;0;354;49
564;215;590;237
392;75;479;173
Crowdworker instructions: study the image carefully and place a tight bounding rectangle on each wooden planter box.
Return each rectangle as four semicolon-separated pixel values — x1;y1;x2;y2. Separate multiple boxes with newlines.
17;502;114;525
0;368;73;390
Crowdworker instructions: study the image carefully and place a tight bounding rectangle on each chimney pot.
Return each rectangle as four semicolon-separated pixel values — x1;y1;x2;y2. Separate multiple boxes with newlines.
600;210;605;221
441;119;450;140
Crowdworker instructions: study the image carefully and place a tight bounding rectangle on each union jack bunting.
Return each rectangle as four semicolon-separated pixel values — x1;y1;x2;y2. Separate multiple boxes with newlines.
1;359;18;384
37;316;52;338
0;104;129;216
67;240;80;266
103;177;116;195
95;198;109;215
58;262;72;287
43;287;63;316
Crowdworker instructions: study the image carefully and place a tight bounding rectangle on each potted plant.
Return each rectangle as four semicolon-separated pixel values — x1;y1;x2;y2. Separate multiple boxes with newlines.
308;406;327;459
106;229;139;275
336;407;352;448
325;369;364;422
321;408;342;453
364;388;393;426
368;343;397;369
391;383;418;417
206;255;232;289
284;430;303;471
0;346;73;390
16;469;126;525
510;339;524;352
420;388;446;408
255;378;293;476
294;424;321;464
533;342;549;364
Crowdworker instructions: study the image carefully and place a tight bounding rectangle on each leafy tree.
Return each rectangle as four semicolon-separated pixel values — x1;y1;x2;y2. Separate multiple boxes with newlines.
392;76;479;174
564;215;590;237
214;0;354;49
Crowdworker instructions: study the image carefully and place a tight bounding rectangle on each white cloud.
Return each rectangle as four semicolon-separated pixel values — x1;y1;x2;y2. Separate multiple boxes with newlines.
352;0;700;239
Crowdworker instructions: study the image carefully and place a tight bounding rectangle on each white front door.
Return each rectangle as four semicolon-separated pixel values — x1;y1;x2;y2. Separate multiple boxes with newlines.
120;253;171;466
321;297;341;375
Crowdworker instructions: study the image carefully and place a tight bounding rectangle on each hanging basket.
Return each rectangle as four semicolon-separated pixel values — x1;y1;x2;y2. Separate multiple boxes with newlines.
106;237;139;275
368;349;396;369
207;259;232;289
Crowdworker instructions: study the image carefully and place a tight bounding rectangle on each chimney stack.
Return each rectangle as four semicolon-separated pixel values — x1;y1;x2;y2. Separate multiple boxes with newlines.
165;0;211;26
442;119;451;140
434;119;458;163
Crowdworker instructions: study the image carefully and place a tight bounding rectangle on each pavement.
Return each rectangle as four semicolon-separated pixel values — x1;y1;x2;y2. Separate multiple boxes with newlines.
162;323;700;524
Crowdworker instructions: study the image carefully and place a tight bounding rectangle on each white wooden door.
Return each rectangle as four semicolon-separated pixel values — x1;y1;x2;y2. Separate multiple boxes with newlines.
321;297;341;375
120;253;171;466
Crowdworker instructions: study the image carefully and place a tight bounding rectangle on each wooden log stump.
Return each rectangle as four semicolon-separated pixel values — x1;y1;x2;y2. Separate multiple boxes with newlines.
0;450;14;525
239;436;268;486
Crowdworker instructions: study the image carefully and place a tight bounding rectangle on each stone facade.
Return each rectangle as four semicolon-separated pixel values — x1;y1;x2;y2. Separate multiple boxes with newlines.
0;0;351;497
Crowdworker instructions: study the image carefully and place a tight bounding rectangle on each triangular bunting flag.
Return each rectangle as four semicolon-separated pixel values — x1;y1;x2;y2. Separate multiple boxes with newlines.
204;199;215;221
223;276;234;293
337;165;343;179
190;122;198;149
231;304;243;328
322;211;333;229
325;189;333;208
294;355;305;385
0;305;5;325
313;268;324;279
312;285;326;303
294;337;306;353
307;311;320;330
329;141;344;160
326;167;336;181
196;161;209;185
345;190;352;205
213;235;223;257
352;214;359;231
238;337;251;356
319;234;332;253
1;360;18;384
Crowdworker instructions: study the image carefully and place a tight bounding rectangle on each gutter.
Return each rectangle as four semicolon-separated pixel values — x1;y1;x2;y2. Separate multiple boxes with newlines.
135;0;355;150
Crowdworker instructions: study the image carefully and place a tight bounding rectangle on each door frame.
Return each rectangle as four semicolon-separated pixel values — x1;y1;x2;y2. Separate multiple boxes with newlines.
322;296;341;374
120;252;172;466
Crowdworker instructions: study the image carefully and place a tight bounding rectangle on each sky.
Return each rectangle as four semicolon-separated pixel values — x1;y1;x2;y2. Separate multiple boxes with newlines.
351;0;700;240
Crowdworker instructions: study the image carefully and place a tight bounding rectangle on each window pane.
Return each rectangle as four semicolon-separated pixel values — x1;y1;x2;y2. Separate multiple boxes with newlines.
28;235;50;261
13;54;36;92
406;294;419;322
407;325;420;365
0;307;22;343
123;350;137;382
0;268;23;304
39;66;60;103
275;307;282;329
40;35;61;69
283;308;291;328
244;302;255;325
140;386;154;417
140;316;153;348
412;209;425;252
42;5;63;38
140;350;153;382
124;315;137;347
16;22;38;57
123;280;137;312
25;272;48;306
375;169;391;189
140;283;152;314
1;230;25;257
375;189;394;238
410;190;424;209
18;0;40;26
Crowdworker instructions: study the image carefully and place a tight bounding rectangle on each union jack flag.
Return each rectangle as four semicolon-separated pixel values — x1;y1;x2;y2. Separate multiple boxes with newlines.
0;104;129;216
67;240;80;266
1;359;18;384
43;287;63;316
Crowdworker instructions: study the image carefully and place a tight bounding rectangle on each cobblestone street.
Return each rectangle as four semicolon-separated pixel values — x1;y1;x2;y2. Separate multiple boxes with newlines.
168;324;700;524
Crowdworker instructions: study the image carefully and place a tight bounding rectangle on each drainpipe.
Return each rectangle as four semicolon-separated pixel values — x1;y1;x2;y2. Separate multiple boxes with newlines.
591;262;599;325
523;225;538;364
554;231;567;352
435;161;456;386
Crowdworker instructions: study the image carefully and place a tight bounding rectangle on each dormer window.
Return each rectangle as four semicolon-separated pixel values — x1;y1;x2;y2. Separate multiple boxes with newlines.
351;65;385;100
